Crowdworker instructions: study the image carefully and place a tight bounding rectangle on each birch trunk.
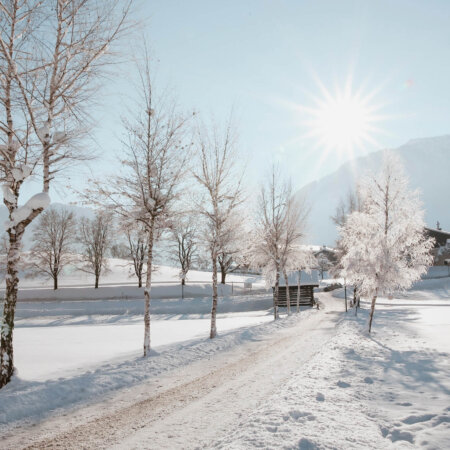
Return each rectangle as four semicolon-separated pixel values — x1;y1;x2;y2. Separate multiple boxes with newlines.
354;286;358;317
0;231;23;387
296;270;301;313
143;222;155;356
283;269;290;315
368;289;378;333
273;268;280;320
210;253;218;338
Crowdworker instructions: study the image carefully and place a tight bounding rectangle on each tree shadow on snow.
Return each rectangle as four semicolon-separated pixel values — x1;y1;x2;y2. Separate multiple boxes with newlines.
344;306;450;398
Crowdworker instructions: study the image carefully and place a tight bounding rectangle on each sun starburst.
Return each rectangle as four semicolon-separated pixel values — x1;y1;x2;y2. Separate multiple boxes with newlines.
301;79;385;163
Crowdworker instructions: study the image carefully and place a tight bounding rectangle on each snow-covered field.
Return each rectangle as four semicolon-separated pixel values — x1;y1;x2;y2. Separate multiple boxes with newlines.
9;259;263;288
14;311;273;382
1;260;267;301
1;277;449;449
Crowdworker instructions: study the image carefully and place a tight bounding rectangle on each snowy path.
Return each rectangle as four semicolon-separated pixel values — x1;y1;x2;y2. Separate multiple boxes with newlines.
1;296;342;449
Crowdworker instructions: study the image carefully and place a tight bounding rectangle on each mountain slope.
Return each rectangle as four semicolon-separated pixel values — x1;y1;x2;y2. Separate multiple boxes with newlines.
299;135;450;245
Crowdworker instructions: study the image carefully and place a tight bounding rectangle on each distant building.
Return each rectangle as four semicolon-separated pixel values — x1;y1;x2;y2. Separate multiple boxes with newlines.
425;227;450;265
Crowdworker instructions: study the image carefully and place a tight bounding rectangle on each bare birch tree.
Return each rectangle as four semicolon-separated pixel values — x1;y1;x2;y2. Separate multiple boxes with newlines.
28;207;76;289
194;118;243;338
279;194;309;314
87;55;193;356
170;216;197;287
216;212;246;284
125;224;148;288
78;212;112;288
249;166;291;320
0;0;131;387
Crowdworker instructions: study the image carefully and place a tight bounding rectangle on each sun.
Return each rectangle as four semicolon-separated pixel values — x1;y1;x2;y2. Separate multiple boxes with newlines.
313;92;372;152
298;79;385;161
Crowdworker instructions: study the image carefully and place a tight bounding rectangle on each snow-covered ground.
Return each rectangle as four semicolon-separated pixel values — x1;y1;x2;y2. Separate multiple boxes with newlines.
1;277;449;448
215;281;450;449
1;259;267;301
8;259;262;288
14;311;273;382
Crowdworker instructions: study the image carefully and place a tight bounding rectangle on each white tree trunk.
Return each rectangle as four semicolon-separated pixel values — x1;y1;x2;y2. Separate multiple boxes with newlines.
283;269;290;315
0;230;23;387
143;223;155;357
210;253;218;338
273;268;280;320
296;270;301;313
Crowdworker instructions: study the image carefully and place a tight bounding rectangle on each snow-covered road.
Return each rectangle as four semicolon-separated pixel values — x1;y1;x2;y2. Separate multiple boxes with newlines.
1;296;342;449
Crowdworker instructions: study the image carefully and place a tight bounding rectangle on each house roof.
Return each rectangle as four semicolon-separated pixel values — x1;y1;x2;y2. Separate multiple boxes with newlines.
425;228;450;247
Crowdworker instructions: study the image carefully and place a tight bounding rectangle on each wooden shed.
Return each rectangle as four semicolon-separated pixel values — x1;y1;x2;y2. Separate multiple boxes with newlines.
273;270;319;307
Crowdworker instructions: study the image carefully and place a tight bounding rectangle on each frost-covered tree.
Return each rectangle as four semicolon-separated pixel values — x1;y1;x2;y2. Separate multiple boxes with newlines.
339;153;434;332
78;212;112;289
28;207;77;290
194;118;243;338
0;0;130;387
88;54;193;356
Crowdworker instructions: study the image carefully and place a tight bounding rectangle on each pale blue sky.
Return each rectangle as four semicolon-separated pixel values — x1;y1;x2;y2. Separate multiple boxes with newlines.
44;0;450;202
